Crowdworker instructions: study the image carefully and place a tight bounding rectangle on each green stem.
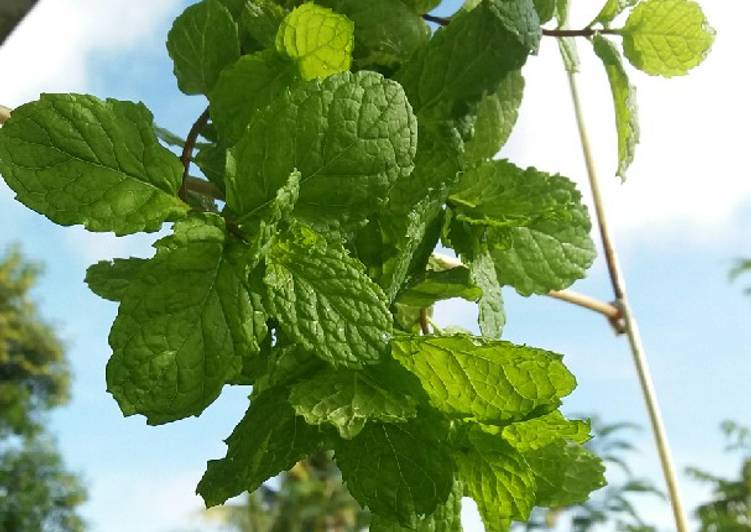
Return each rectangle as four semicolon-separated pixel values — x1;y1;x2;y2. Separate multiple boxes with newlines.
566;69;689;532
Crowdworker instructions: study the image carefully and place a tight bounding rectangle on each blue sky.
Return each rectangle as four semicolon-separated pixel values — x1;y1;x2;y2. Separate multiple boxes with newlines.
1;1;750;530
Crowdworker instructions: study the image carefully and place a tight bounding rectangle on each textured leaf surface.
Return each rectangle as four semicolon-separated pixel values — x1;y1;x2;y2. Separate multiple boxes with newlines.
392;335;576;424
264;225;392;368
0;94;188;235
395;0;539;116
592;0;637;26
241;0;287;48
289;361;420;438
166;0;240;94
470;246;505;339
397;266;481;308
502;410;590;452
593;34;639;179
275;2;353;80
197;387;323;506
533;0;555;23
85;258;148;302
450;160;595;295
456;426;536;530
209;50;297;145
318;0;429;69
106;214;267;424
620;0;714;77
227;71;417;227
336;415;455;525
524;440;606;507
464;69;525;163
370;481;463;531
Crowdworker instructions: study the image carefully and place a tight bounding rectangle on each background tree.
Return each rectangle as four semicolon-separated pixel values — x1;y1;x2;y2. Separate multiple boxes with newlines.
0;248;87;532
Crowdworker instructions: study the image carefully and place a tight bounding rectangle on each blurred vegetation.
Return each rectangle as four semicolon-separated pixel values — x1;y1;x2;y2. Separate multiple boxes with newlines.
0;247;87;532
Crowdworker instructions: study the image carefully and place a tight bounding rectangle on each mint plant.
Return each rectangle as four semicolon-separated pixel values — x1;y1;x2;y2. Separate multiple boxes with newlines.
0;0;714;529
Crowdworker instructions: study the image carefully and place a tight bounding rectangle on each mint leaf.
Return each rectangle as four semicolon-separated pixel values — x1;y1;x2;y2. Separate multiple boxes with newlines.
619;0;715;77
288;361;420;439
397;266;482;308
591;0;637;26
450;160;595;296
464;69;525;164
470;246;505;338
370;481;463;532
557;36;580;73
226;71;417;227
392;335;576;424
85;258;148;302
533;0;556;24
402;0;442;14
593;34;639;180
106;214;267;424
455;426;536;529
524;440;607;507
197;387;323;507
247;344;325;395
0;94;188;235
318;0;429;69
336;415;455;526
395;0;539;117
275;2;354;81
194;143;227;192
209;50;297;145
502;410;590;452
264;224;392;368
166;0;240;95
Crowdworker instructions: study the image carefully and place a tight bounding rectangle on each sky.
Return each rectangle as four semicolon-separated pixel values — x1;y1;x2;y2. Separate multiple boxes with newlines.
1;1;750;531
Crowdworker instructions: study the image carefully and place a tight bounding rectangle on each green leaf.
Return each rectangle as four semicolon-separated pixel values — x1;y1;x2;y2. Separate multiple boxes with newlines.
226;71;417;227
106;214;267;424
469;246;505;339
197;387;323;507
336;415;455;526
264;224;392;368
85;258;148;302
533;0;556;24
209;50;297;145
241;0;288;49
392;335;576;424
0;94;188;235
154;125;185;147
524;440;607;507
557;36;580;73
502;410;590;452
619;0;715;77
394;0;539;117
370;480;463;532
317;0;429;69
449;160;595;296
554;0;569;27
593;34;639;180
397;266;482;308
464;69;525;163
166;0;240;95
288;361;420;439
275;2;354;81
591;0;637;26
194;143;227;192
455;426;536;529
402;0;442;15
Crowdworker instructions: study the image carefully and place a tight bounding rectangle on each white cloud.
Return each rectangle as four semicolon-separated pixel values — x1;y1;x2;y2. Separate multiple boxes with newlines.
0;0;183;105
503;4;751;245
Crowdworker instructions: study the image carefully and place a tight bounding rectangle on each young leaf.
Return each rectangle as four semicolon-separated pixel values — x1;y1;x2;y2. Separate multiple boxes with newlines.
449;160;595;296
209;50;297;145
85;258;148;302
557;36;580;73
619;0;715;77
317;0;430;69
197;387;324;507
502;410;591;452
469;246;505;339
394;0;539;117
264;224;393;368
464;69;525;164
336;415;455;526
226;71;417;227
166;0;240;95
524;440;607;507
106;214;267;424
392;335;576;425
593;34;640;180
591;0;638;26
275;2;354;80
288;361;421;439
397;266;482;308
455;426;536;530
0;94;188;235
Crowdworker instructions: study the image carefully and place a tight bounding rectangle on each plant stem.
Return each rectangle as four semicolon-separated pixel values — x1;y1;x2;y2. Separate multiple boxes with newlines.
419;308;430;335
184;175;224;201
422;13;450;26
0;105;11;125
566;70;689;532
178;107;210;202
